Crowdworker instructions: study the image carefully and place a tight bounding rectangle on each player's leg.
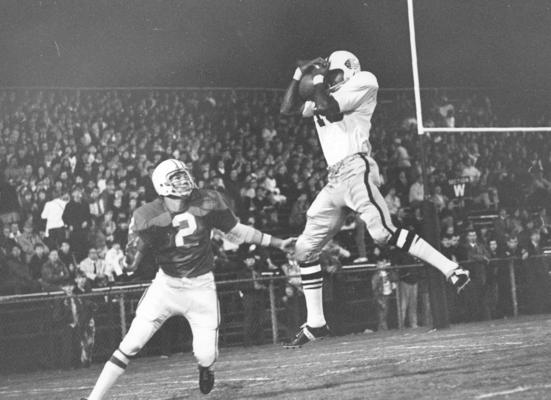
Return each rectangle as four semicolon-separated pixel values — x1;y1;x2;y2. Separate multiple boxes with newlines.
347;155;470;291
181;272;219;394
86;279;172;400
286;187;347;347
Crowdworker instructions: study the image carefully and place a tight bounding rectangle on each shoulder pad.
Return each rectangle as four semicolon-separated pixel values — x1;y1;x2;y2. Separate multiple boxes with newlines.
348;71;378;90
189;189;230;215
132;199;166;231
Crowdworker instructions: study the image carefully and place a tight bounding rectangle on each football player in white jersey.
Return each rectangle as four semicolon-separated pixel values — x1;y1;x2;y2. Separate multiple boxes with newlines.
280;50;470;347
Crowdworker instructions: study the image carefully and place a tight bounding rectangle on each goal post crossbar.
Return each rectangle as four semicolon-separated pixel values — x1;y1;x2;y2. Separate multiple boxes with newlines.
424;127;551;133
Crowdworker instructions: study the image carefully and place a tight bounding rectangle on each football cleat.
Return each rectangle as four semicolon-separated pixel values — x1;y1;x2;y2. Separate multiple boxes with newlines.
283;324;331;349
448;267;471;294
198;365;215;394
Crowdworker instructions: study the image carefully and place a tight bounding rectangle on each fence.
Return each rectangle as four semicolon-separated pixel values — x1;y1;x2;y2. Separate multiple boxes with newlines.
1;254;550;373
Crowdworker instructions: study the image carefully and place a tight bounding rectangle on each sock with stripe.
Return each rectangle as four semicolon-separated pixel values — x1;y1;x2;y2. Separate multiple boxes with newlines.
391;228;457;279
300;261;326;328
88;349;130;400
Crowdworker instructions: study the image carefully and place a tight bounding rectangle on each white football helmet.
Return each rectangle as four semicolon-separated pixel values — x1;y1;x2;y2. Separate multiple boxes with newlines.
152;159;196;198
327;50;361;92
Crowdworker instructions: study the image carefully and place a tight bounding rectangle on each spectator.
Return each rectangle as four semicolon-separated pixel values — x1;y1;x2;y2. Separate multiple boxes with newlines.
88;187;106;221
493;208;512;247
41;191;70;248
15;223;47;263
29;243;48;281
281;253;304;335
78;248;108;288
384;187;401;217
2;245;40;294
408;175;424;207
41;249;73;292
238;244;268;346
495;234;522;318
431;185;448;213
62;188;91;262
371;258;395;331
58;240;78;278
485;238;500;319
521;230;551;314
0;177;20;225
288;192;309;233
104;242;125;283
396;259;421;329
460;229;491;321
0;224;17;254
72;273;97;367
462;158;481;183
320;239;349;335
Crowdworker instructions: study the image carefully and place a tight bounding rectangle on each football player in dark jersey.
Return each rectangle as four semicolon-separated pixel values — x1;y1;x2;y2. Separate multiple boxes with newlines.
83;159;295;399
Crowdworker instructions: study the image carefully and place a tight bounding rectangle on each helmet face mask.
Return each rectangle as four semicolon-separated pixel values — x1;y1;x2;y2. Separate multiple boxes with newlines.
152;159;196;198
326;69;345;93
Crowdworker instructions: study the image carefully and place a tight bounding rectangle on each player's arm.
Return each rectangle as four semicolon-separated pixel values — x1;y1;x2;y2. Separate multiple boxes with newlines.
225;222;294;252
124;216;151;274
280;57;325;116
208;192;295;252
310;60;341;116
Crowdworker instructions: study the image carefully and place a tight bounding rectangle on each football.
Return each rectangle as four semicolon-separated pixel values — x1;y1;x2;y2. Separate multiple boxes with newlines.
298;72;317;101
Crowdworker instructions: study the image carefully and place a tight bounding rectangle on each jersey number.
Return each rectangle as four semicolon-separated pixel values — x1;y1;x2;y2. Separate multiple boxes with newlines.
172;212;197;247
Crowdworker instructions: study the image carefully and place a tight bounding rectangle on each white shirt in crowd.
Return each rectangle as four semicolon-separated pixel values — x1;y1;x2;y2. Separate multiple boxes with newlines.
104;246;125;281
78;256;107;281
41;197;69;237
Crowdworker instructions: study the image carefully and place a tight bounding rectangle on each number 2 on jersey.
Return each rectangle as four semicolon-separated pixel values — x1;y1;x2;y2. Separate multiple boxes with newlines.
172;212;197;247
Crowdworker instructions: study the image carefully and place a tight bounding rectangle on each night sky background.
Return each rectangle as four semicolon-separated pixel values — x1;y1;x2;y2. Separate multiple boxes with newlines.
1;0;550;90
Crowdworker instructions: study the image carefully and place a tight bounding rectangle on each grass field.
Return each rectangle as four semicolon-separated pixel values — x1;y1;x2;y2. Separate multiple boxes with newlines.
1;315;551;400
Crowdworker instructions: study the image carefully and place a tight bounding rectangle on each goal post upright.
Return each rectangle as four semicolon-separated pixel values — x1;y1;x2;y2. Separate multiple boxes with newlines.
407;0;450;330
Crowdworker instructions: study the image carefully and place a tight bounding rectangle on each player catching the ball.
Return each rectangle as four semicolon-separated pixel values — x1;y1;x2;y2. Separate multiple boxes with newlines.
280;50;471;348
82;159;295;399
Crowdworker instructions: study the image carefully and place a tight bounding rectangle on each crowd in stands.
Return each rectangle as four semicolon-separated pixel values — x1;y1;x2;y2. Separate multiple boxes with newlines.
1;88;551;306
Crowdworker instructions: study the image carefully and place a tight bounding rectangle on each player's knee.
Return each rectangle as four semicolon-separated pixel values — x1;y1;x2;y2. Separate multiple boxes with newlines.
118;342;142;357
368;226;392;246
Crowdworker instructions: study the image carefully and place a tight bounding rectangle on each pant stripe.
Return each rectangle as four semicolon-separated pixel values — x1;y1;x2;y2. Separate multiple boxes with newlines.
109;355;128;370
301;271;323;281
303;284;323;290
403;230;417;252
359;155;394;235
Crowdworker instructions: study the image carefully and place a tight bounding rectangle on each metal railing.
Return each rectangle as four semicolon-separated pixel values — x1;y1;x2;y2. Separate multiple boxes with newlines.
1;254;549;372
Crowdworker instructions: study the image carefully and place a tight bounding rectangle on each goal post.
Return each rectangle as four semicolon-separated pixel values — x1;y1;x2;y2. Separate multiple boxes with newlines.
407;0;450;329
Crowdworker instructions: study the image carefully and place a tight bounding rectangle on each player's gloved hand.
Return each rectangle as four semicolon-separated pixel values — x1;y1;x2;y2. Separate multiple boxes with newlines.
312;59;329;77
297;57;326;74
280;237;297;254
